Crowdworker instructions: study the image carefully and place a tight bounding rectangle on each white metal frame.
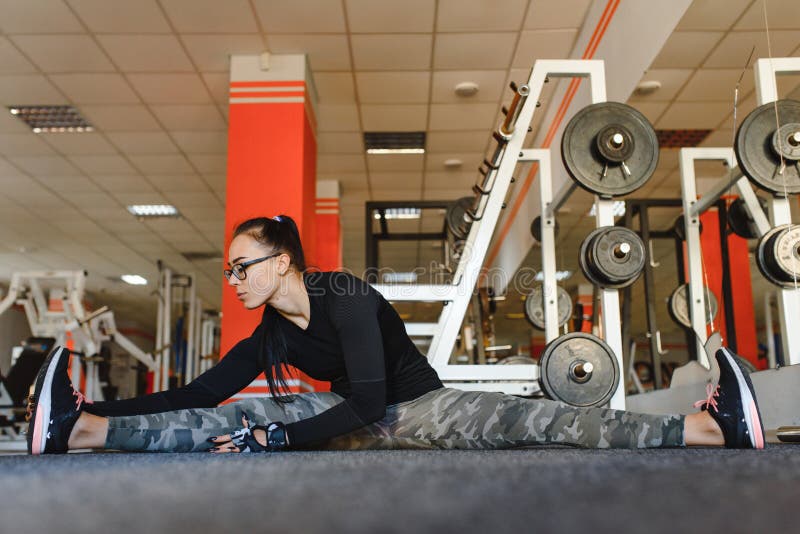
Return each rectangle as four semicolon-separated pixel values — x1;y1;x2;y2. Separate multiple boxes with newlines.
371;59;625;404
678;57;800;368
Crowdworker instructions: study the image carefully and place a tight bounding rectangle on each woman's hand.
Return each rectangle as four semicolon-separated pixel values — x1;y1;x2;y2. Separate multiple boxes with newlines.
208;412;288;453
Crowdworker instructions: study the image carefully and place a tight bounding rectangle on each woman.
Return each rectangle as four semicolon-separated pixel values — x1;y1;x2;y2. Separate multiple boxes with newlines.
27;215;764;455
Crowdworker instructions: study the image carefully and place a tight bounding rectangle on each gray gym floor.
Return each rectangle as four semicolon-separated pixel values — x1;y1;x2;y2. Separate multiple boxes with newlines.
1;446;797;534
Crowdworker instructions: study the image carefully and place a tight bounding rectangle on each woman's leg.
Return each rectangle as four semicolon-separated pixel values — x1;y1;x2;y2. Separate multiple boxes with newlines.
73;392;344;453
380;388;687;450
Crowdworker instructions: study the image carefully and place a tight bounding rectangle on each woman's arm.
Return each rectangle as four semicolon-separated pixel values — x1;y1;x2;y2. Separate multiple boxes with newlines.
84;329;264;417
283;282;387;446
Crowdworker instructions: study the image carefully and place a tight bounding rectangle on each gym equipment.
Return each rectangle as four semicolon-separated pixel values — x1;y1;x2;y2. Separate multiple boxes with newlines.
756;224;800;288
735;99;800;195
561;102;659;198
530;215;560;243
579;226;645;289
538;333;620;407
523;285;572;330
446;197;474;241
667;284;718;329
727;197;767;239
672;215;703;241
777;426;800;443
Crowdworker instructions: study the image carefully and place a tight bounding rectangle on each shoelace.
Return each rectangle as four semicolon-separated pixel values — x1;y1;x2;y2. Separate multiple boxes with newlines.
693;383;721;412
72;389;93;410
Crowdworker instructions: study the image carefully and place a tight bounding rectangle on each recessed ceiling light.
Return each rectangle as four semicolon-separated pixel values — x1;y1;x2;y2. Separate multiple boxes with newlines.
364;131;425;154
121;274;148;286
454;81;479;97
8;105;93;133
373;207;421;220
127;204;180;218
443;158;463;169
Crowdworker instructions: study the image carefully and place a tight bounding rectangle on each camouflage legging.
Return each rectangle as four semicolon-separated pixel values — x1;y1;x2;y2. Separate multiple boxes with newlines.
104;388;685;452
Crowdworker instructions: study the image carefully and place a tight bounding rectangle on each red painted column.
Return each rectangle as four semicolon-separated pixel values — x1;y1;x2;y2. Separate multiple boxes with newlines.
222;55;317;401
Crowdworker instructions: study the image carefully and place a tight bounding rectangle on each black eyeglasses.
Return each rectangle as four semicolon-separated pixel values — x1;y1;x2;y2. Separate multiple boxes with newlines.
224;252;282;281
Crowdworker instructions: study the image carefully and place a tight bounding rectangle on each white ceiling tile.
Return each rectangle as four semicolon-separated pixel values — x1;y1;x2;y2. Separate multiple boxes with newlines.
67;0;171;33
676;0;751;30
79;104;162;131
317;172;368;191
0;0;84;33
735;0;800;30
650;31;725;69
424;171;477;190
699;129;734;148
0;133;57;156
367;154;424;172
8;154;81;175
50;74;140;104
676;69;755;102
11;35;114;73
149;105;227;130
127;74;212;104
426;131;490;153
424;152;482;172
630;102;669;126
628;69;694;102
428;103;498;131
345;0;435;32
656;102;732;129
98;175;157;193
58;191;117;209
181;34;264;72
317;154;366;173
40;132;118;155
38;174;101;193
186;154;226;174
437;0;527;31
434;33;516;70
423;187;471;200
360;104;427;130
370;189;420;201
524;0;591;29
106;132;178;155
147;174;208;193
70;154;138;175
317;104;360;131
200;72;230;104
314;73;357;104
318;132;363;154
0;108;33;133
203;173;226;191
160;0;258;32
267;34;351;71
0;37;36;74
254;0;346;33
170;131;227;153
513;30;577;68
129;154;194;174
356;72;430;104
0;75;68;104
162;191;222;208
351;35;432;70
97;35;194;73
111;191;167;206
369;172;422;190
703;31;800;69
431;70;506;103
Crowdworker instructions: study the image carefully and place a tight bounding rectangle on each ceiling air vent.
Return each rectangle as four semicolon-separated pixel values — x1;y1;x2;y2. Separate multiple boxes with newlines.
8;105;93;133
655;129;711;148
182;252;223;262
364;131;426;154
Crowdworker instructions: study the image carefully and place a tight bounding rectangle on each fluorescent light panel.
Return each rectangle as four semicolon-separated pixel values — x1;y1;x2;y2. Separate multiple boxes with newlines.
127;204;180;218
364;131;425;154
8;105;93;133
121;275;148;285
374;208;421;220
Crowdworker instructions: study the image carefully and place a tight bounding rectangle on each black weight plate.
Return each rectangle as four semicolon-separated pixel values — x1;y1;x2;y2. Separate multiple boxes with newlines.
497;355;537;365
530;216;560;242
727;197;766;239
735;100;800;195
524;285;573;330
672;215;704;241
579;226;644;289
446;197;474;240
667;284;718;329
756;224;800;287
561;102;659;198
538;332;620;407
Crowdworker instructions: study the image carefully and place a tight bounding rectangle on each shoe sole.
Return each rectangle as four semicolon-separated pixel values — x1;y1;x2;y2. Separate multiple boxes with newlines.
29;346;68;455
719;347;765;449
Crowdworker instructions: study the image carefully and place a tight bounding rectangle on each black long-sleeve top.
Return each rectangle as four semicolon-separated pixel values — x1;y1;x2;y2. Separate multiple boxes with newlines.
86;271;443;446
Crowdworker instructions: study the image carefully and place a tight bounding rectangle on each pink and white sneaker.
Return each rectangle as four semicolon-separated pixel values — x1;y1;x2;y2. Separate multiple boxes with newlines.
27;346;92;455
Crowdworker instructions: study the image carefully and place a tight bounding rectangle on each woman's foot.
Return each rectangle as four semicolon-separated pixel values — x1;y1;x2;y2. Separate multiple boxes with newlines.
694;347;765;449
27;346;93;454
